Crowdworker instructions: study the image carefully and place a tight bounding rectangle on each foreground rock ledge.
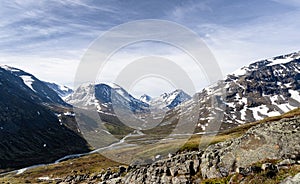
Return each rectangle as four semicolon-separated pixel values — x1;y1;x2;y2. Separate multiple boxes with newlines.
44;116;300;183
200;116;300;179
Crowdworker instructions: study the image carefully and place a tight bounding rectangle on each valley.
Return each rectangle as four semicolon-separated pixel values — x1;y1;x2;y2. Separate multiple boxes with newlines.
0;51;300;183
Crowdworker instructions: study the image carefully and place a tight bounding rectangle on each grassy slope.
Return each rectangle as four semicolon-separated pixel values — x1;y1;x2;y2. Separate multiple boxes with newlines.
0;153;121;183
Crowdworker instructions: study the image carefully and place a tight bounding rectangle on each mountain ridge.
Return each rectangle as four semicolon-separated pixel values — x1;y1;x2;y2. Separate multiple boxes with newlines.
0;65;90;172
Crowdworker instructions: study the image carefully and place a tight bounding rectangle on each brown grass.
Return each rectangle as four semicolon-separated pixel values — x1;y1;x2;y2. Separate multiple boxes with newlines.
0;153;122;183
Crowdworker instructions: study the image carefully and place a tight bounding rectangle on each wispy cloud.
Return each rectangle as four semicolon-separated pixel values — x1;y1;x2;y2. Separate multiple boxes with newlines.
0;0;299;96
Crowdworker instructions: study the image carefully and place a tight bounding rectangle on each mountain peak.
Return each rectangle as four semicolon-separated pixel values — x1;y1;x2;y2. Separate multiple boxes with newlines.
140;94;152;103
230;51;300;77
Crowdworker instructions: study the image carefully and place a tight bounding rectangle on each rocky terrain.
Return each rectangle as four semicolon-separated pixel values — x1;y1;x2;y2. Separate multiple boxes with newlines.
103;115;299;184
161;51;300;133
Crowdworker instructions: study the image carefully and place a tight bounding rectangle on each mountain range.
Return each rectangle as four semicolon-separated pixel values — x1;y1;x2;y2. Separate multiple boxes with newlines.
66;83;191;114
0;51;300;173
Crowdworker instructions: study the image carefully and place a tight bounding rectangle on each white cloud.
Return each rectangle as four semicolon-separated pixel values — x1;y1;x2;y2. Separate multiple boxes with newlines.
0;55;80;88
200;10;300;75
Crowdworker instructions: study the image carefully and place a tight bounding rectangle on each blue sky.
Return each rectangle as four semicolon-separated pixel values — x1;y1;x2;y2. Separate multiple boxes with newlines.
1;0;300;96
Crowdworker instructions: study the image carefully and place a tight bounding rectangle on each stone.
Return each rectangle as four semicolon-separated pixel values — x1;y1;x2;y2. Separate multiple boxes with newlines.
280;173;300;184
278;159;296;166
119;166;126;175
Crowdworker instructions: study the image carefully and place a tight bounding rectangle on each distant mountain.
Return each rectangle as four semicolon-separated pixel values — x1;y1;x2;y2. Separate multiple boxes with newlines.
0;65;89;172
140;94;152;103
146;90;192;109
67;83;150;114
44;82;73;98
68;83;191;115
162;51;300;132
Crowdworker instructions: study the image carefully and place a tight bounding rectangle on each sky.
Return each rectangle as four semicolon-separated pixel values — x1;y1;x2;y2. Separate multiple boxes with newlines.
0;0;300;97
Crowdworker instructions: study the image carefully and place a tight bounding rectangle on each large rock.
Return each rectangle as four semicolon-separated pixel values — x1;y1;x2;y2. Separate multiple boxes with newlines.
123;151;202;184
200;117;300;179
280;173;300;184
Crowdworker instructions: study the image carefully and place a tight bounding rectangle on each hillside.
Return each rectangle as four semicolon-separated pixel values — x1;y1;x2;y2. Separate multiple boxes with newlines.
0;66;90;172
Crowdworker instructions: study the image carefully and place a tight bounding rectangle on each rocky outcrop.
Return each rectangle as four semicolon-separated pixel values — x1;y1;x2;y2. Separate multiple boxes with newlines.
123;151;202;184
200;116;300;179
281;173;300;184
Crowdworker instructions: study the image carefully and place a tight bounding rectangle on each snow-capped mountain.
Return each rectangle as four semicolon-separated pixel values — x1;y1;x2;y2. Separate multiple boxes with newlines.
67;83;150;114
44;82;73;98
142;90;192;109
0;65;89;171
0;65;69;106
140;94;152;103
68;83;191;115
163;51;300;132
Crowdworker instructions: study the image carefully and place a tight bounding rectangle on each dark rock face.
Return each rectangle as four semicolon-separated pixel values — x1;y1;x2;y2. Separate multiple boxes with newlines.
0;66;89;171
0;66;70;107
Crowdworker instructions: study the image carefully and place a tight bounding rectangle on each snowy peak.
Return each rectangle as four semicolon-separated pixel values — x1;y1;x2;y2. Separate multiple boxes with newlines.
147;89;192;109
140;94;152;103
67;83;191;116
164;89;192;109
230;51;300;77
67;83;150;113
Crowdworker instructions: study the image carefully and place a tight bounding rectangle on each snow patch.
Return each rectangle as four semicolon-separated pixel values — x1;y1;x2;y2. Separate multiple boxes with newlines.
64;112;75;116
231;67;248;76
289;90;300;101
16;168;27;175
38;177;50;181
267;56;300;66
0;65;21;72
20;75;36;92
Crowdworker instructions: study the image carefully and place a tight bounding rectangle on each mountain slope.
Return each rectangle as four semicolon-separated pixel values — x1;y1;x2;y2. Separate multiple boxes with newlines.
161;51;300;132
0;66;69;106
147;89;191;109
0;66;90;172
44;82;73;98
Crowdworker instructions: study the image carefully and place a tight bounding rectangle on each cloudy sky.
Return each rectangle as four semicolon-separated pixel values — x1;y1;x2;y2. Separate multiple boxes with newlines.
1;0;300;97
